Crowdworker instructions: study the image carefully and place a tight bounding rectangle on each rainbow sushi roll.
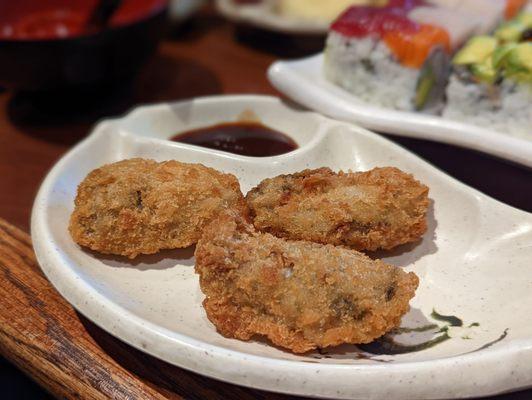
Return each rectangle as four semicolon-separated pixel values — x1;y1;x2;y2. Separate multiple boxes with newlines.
442;9;532;138
324;1;480;111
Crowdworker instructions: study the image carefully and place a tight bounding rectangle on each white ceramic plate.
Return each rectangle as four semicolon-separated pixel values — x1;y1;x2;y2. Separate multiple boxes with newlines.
268;54;532;168
215;0;328;34
32;95;532;399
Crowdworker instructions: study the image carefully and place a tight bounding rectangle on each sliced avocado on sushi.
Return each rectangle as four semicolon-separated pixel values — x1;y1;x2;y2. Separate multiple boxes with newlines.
516;12;532;42
492;43;518;69
453;36;499;84
507;43;532;71
504;43;532;82
414;47;451;111
517;12;532;28
414;69;435;110
470;60;497;84
454;36;498;65
496;12;532;43
496;21;526;43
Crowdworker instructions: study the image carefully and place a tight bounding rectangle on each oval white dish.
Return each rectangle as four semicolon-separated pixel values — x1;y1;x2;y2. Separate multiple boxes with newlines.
268;54;532;168
32;95;532;399
215;0;329;34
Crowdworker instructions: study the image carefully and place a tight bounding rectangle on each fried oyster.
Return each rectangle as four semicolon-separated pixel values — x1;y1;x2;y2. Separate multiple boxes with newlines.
195;211;419;353
246;167;429;251
69;158;246;258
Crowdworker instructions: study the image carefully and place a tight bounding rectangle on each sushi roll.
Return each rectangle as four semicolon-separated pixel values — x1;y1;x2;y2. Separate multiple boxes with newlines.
324;1;477;111
442;11;532;138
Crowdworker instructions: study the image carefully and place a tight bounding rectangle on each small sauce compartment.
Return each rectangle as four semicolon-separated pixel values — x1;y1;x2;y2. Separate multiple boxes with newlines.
171;121;299;157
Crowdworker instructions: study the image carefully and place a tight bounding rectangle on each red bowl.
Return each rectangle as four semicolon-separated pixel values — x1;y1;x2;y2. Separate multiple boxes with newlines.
0;0;168;91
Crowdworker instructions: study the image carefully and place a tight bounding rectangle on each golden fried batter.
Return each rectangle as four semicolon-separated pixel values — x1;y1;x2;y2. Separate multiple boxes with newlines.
195;211;419;353
246;167;429;251
69;158;246;258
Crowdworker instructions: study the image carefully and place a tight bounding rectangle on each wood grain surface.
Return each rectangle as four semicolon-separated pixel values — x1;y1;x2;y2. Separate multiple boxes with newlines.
0;218;308;400
1;222;531;400
0;4;531;400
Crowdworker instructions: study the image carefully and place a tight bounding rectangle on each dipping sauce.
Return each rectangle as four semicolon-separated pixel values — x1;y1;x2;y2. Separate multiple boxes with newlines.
171;122;298;157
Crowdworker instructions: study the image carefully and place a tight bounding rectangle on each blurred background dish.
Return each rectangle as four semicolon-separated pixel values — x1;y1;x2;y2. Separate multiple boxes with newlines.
277;0;387;24
0;0;168;92
215;0;386;34
169;0;207;22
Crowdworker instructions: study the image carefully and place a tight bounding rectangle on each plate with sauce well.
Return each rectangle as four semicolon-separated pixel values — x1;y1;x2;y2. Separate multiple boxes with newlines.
32;95;532;399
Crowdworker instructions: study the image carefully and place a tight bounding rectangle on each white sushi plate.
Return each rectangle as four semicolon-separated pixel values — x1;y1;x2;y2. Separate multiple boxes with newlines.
32;95;532;399
269;54;532;169
215;0;329;34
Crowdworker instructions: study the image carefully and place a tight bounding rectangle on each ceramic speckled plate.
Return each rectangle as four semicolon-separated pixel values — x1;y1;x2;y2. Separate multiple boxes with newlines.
32;95;532;399
268;54;532;168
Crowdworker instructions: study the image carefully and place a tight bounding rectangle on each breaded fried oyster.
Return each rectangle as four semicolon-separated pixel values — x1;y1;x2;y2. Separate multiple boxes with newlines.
246;167;429;251
195;211;419;353
69;158;246;258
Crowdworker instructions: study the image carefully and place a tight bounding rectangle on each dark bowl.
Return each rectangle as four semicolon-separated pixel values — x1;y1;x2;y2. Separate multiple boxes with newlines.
0;0;168;91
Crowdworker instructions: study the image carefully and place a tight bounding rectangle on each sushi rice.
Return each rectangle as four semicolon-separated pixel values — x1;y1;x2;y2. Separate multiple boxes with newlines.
443;72;532;140
324;33;418;111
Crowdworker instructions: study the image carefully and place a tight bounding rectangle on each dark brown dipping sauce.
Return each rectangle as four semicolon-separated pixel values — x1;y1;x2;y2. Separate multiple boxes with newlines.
170;122;298;157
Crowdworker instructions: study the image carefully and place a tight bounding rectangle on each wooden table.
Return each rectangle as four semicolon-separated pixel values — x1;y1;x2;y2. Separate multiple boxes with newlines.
0;6;531;400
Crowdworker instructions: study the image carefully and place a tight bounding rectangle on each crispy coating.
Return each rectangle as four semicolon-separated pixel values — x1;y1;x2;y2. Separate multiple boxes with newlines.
246;167;429;251
69;158;246;258
195;212;419;353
